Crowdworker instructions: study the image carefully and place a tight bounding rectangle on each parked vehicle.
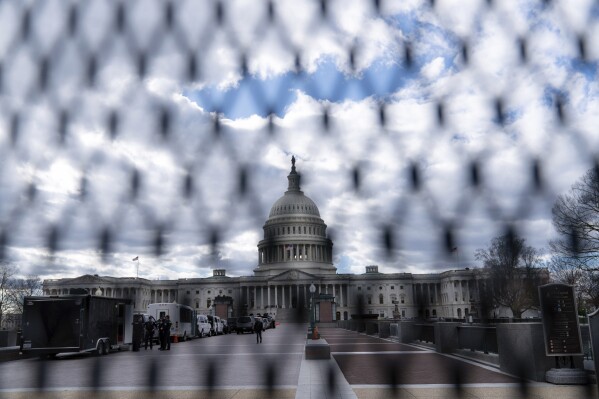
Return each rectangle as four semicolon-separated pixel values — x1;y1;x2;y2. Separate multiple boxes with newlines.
207;315;224;335
21;295;133;357
215;316;224;334
236;316;254;334
227;317;238;333
222;319;229;334
147;303;197;341
262;313;275;329
196;314;211;338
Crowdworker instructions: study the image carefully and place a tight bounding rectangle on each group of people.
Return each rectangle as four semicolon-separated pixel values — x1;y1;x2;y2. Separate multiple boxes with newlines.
144;315;172;351
143;314;266;348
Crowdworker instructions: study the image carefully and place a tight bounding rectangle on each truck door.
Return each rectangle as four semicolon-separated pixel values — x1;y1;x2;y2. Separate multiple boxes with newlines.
114;303;125;345
123;304;133;344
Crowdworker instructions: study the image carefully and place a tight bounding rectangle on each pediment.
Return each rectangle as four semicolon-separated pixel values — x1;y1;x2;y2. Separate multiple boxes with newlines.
269;269;318;281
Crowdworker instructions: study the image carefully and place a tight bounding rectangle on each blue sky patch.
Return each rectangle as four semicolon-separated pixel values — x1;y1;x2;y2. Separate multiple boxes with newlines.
185;57;418;119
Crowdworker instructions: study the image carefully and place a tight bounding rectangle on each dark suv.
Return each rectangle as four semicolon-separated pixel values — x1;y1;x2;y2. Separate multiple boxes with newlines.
227;317;238;333
236;316;254;334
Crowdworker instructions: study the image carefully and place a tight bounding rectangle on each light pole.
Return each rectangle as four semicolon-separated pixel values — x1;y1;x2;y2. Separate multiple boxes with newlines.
309;283;316;337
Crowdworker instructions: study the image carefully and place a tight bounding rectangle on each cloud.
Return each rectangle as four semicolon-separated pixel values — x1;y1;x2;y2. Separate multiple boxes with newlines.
0;0;598;282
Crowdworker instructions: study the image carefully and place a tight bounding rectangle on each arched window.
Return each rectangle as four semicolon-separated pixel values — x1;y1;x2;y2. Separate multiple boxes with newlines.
379;294;384;304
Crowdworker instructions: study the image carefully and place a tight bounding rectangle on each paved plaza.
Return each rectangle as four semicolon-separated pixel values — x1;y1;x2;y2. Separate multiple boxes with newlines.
0;324;596;398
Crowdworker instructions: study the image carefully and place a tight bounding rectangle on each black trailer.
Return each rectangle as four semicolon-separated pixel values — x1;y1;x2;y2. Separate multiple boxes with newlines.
20;295;133;357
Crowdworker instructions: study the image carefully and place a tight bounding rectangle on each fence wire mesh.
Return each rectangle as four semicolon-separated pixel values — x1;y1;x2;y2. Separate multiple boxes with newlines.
1;0;599;398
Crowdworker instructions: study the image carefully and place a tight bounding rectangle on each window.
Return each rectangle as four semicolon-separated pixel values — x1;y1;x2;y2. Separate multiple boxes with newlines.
358;287;362;291
304;226;306;234
391;286;395;290
367;296;372;305
186;290;190;294
455;292;458;301
367;286;371;290
379;286;383;290
207;299;211;308
400;285;403;289
401;310;406;317
196;301;199;308
293;226;296;234
228;289;232;294
208;290;211;294
379;294;384;304
196;290;199;294
401;297;405;304
219;290;223;294
287;227;290;234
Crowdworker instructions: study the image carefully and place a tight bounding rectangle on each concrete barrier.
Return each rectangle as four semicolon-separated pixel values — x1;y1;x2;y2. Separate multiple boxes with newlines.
365;321;378;335
378;321;391;338
496;323;583;382
305;338;330;359
434;322;460;353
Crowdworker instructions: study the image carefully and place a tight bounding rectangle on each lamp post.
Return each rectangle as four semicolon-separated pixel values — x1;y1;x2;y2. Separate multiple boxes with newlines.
309;283;316;337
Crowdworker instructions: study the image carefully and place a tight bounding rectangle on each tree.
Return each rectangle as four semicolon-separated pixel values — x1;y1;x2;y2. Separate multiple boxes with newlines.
548;254;599;312
0;262;43;328
475;234;545;318
0;262;16;326
551;167;599;271
6;276;43;314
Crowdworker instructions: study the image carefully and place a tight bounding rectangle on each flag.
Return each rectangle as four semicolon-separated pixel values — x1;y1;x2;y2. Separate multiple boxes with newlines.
132;256;139;261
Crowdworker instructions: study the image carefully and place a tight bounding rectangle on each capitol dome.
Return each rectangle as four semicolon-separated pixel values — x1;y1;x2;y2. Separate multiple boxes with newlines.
268;190;320;218
254;157;336;277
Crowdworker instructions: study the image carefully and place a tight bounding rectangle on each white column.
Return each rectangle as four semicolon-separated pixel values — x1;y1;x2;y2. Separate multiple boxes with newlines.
275;285;278;308
282;285;286;308
466;280;471;302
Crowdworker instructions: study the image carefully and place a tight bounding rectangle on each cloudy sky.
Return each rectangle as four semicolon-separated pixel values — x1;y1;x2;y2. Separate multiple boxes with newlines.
0;0;598;280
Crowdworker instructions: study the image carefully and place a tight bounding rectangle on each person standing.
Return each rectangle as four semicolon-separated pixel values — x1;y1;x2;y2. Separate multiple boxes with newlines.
144;317;156;350
253;317;263;344
158;315;166;350
163;315;172;350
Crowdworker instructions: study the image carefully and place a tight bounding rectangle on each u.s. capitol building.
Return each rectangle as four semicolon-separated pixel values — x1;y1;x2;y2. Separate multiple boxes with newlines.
44;158;482;321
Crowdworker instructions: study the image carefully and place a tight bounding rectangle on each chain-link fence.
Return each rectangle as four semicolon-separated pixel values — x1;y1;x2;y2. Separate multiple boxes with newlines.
1;0;598;397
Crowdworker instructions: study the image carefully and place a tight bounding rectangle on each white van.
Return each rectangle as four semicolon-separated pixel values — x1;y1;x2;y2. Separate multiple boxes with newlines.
196;314;211;338
207;315;224;335
147;303;196;341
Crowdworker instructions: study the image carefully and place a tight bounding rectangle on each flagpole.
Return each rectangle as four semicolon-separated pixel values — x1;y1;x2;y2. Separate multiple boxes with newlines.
132;256;140;279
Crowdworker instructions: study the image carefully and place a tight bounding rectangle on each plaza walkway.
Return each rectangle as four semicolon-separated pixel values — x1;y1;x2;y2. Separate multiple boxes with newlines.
0;324;596;398
306;326;597;399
